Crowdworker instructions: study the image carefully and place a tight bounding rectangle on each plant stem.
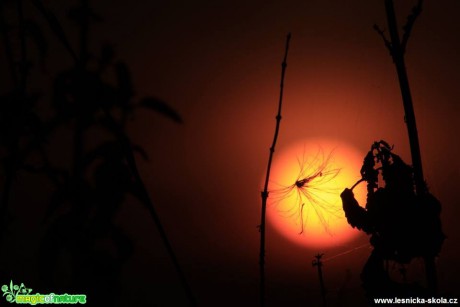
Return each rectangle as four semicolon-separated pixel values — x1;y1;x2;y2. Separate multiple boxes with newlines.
102;110;197;306
383;0;436;294
312;254;327;307
259;33;291;307
384;0;426;195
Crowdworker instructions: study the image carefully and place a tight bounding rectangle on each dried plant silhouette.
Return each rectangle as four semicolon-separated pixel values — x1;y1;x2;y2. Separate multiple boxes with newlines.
341;141;444;301
259;32;290;307
269;147;341;235
373;0;441;294
373;0;425;194
0;0;195;305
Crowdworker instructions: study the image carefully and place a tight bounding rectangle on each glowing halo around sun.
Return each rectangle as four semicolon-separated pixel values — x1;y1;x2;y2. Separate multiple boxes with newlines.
265;138;367;248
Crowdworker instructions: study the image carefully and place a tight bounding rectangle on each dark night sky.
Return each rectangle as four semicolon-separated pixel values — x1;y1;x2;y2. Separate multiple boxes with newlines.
1;1;459;306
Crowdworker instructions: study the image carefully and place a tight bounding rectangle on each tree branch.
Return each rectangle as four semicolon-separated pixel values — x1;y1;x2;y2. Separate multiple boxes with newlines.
373;24;393;56
401;0;423;54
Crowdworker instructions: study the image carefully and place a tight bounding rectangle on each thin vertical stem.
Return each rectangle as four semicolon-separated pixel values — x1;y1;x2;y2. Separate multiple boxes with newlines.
259;33;291;307
312;254;327;307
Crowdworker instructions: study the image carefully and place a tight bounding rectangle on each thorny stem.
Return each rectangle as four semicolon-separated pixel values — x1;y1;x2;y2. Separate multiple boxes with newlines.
259;33;291;307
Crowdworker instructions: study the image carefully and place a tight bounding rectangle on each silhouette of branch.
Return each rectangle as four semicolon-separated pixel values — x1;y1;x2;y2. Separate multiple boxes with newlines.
383;0;426;198
27;1;193;303
382;0;435;294
401;0;423;54
373;24;392;56
259;32;291;307
101;110;197;306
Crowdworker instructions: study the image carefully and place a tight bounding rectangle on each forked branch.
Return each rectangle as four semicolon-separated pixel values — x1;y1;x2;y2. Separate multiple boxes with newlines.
374;0;424;56
401;0;423;53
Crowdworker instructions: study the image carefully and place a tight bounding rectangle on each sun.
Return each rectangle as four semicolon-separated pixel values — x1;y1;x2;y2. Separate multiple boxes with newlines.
266;138;366;248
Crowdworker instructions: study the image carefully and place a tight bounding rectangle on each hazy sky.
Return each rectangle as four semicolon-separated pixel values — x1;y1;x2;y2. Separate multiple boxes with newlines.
2;0;460;306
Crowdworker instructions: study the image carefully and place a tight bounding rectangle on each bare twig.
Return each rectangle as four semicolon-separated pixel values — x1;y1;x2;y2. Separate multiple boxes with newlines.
383;0;426;200
373;24;392;55
401;0;423;53
380;0;435;294
259;33;291;307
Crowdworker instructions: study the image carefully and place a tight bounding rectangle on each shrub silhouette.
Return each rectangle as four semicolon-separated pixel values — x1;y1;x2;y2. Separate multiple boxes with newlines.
1;1;192;305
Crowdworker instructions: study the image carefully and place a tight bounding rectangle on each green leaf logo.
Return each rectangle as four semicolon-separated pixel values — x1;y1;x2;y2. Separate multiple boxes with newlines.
2;280;17;303
6;294;13;302
2;280;33;303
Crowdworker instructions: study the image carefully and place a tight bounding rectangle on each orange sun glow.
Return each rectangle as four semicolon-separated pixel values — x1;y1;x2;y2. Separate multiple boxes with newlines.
266;138;366;248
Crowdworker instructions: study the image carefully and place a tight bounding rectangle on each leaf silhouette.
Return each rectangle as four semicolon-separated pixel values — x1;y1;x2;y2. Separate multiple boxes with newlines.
139;97;183;123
